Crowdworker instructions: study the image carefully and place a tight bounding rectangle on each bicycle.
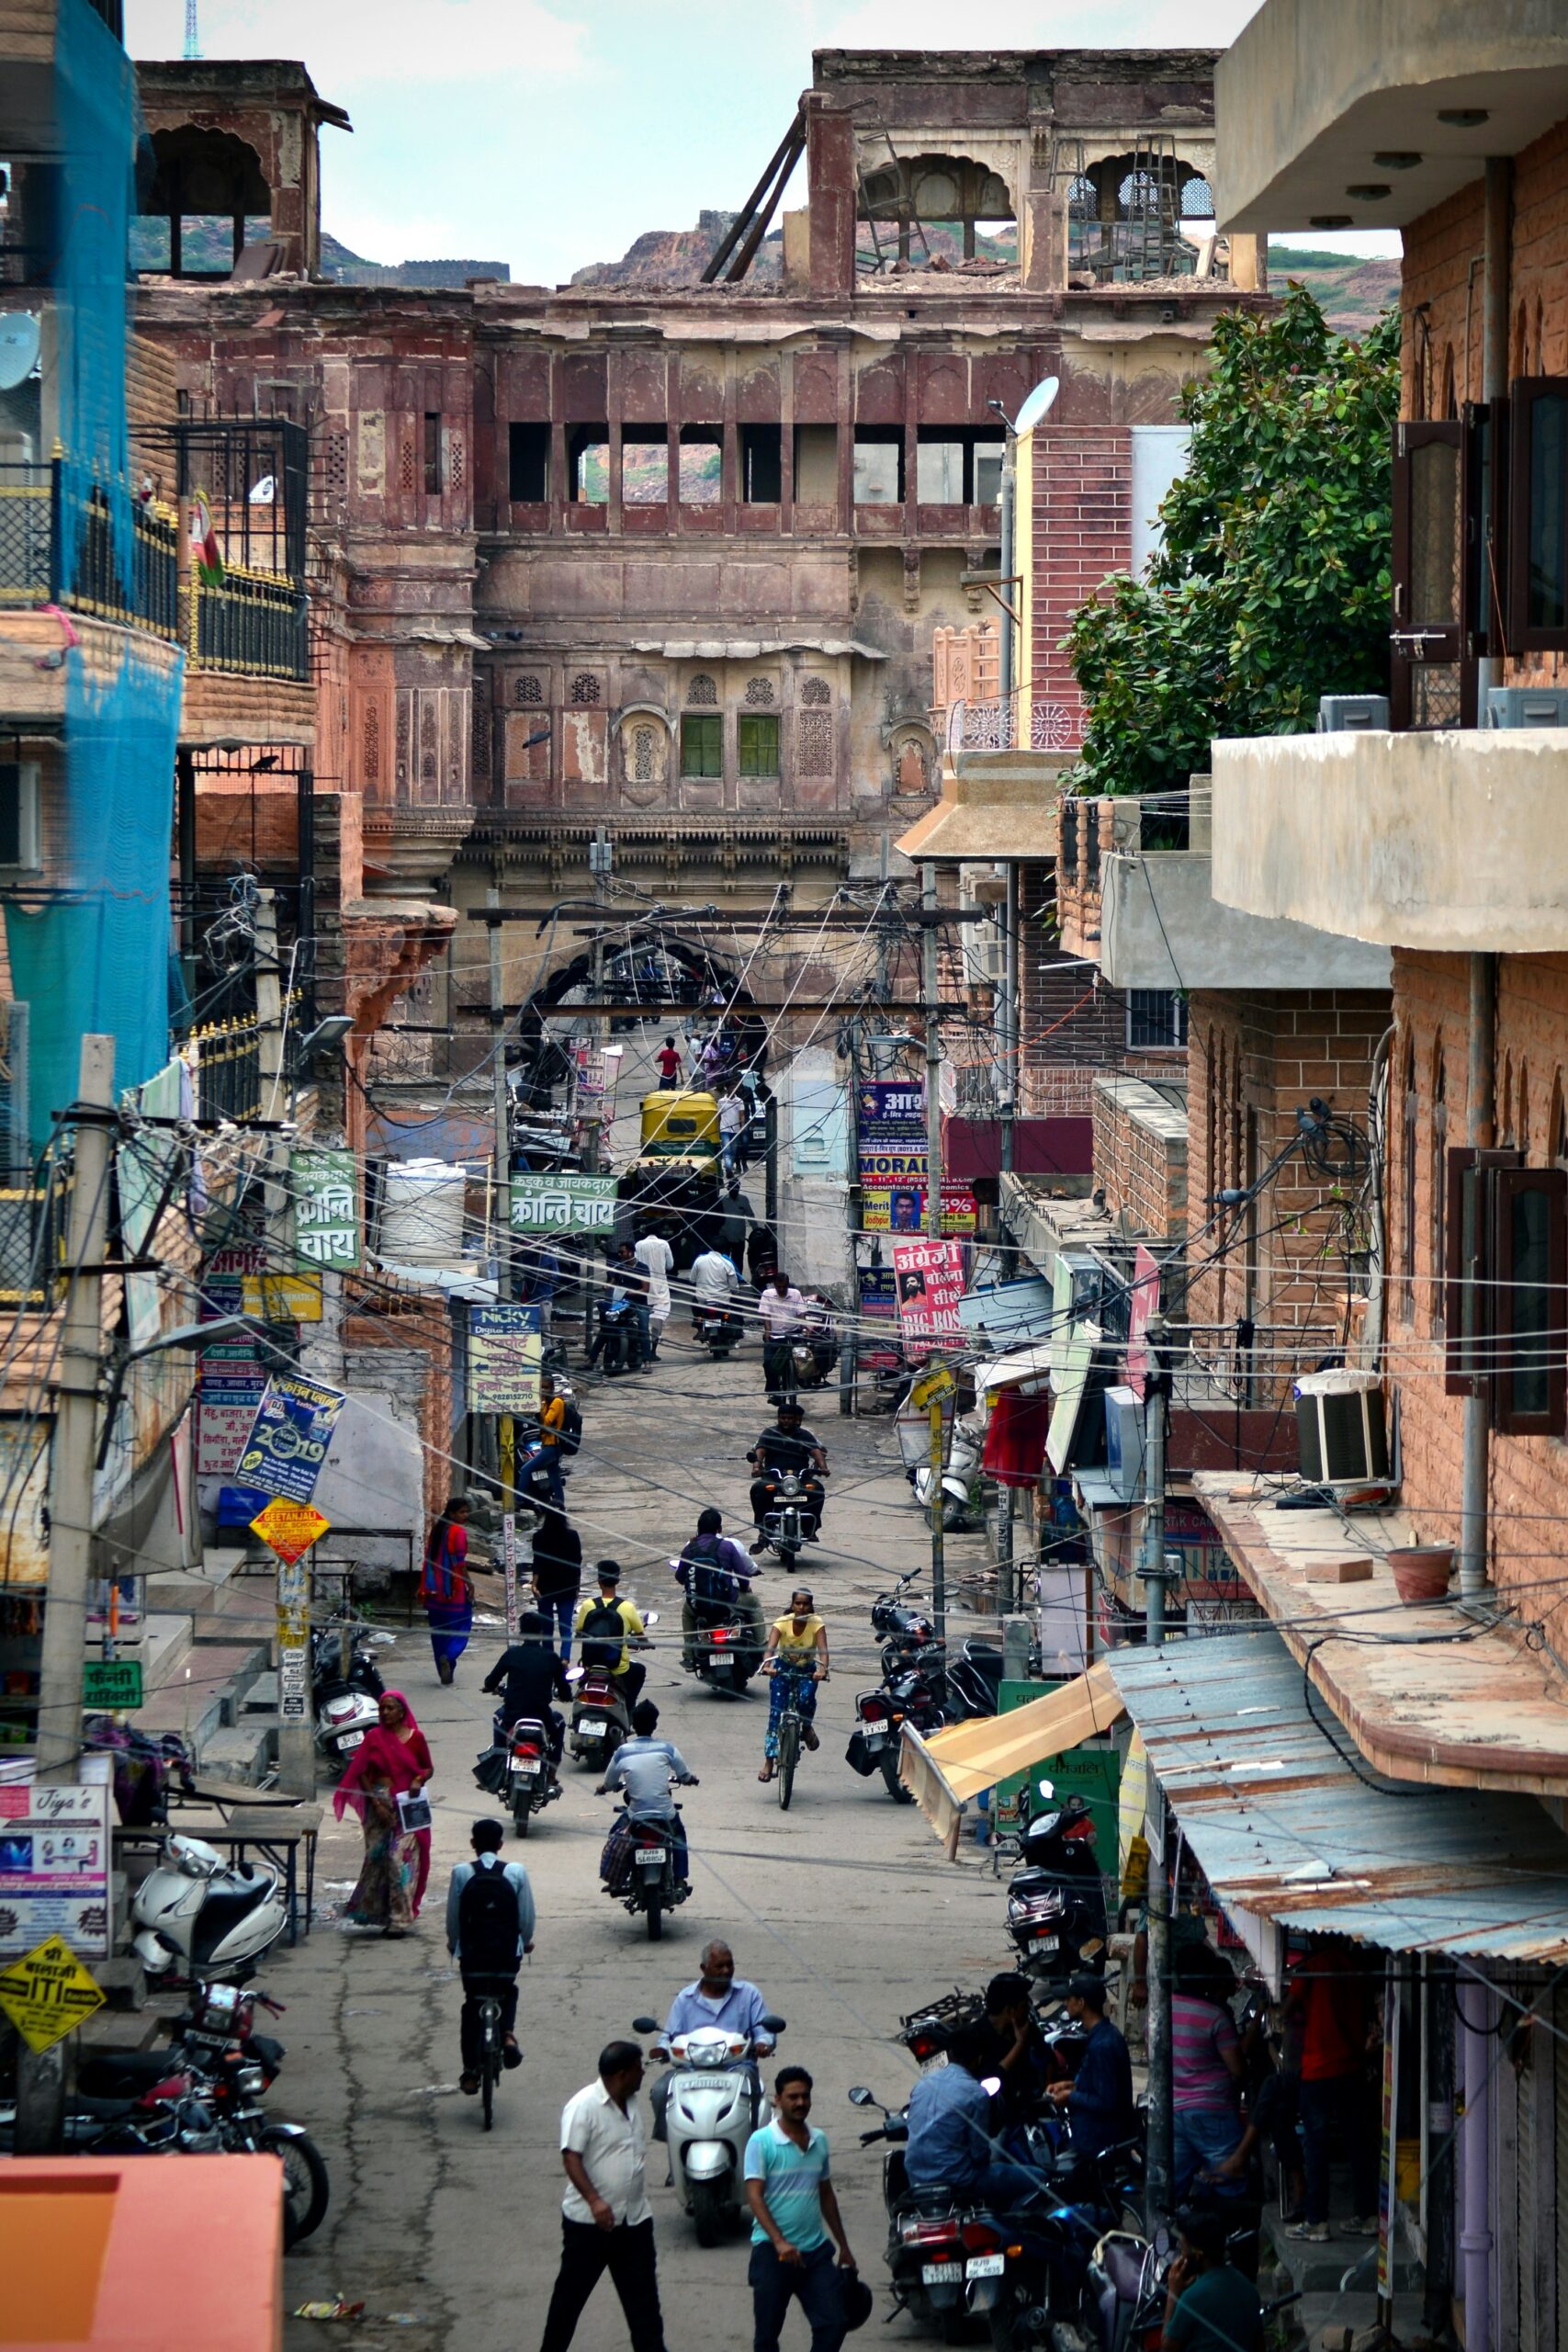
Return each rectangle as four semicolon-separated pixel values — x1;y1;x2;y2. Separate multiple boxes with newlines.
771;1668;816;1812
475;1988;506;2131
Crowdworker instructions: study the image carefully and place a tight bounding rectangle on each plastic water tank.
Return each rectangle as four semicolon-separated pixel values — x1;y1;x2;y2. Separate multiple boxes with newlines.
378;1159;467;1266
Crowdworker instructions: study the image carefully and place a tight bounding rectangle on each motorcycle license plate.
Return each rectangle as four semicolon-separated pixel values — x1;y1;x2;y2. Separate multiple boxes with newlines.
921;2262;963;2286
339;1731;365;1750
637;1848;667;1866
967;2255;1006;2279
706;1651;729;1664
512;1763;541;1778
578;1719;605;1736
1031;1932;1060;1952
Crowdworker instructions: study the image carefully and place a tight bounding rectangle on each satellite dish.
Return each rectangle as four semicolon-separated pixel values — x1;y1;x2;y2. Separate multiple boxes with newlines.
0;313;41;391
1013;375;1060;435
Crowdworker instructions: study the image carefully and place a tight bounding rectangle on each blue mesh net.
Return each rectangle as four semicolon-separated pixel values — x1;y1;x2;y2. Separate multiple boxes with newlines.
2;1;184;1134
54;0;135;594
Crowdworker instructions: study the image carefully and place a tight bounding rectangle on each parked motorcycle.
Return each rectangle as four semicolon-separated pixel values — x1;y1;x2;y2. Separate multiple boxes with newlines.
311;1623;386;1776
494;1709;562;1837
845;1669;943;1802
635;2010;787;2244
789;1301;840;1391
130;1834;288;1981
694;1304;744;1359
596;1295;638;1376
1005;1782;1109;1988
871;1571;941;1678
898;1383;987;1532
568;1663;632;1773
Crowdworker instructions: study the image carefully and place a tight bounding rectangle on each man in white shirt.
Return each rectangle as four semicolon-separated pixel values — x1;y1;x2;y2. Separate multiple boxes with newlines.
687;1242;738;1332
718;1085;747;1176
757;1269;807;1399
633;1227;675;1359
539;2040;667;2352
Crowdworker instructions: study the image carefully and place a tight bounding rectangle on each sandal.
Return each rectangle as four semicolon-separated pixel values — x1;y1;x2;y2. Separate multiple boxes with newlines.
759;1761;775;1782
460;2073;479;2097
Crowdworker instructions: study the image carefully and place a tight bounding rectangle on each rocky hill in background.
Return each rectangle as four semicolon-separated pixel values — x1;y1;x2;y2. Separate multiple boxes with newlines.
1267;247;1400;334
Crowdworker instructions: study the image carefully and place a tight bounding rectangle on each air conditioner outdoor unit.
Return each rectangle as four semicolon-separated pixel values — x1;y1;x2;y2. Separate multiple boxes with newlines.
1294;1369;1390;1486
1483;686;1568;729
1316;695;1390;731
1102;1385;1145;1502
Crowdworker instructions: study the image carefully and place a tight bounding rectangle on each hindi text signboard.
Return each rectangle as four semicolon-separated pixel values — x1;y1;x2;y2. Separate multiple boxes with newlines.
290;1148;361;1271
0;1934;106;2053
250;1499;331;1566
510;1173;618;1236
468;1303;543;1415
891;1238;967;1347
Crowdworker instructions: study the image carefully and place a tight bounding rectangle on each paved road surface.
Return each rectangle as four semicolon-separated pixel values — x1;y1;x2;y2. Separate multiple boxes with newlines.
276;1321;1013;2351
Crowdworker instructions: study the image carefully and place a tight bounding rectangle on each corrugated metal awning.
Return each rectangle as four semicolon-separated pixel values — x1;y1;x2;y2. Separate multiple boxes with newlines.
1105;1630;1568;1964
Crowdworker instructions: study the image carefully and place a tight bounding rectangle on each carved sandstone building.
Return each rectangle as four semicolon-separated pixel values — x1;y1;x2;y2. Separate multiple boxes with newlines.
131;46;1263;1066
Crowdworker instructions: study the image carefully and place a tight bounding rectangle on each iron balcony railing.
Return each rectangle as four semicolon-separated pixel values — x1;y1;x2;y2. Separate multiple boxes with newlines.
189;564;310;681
0;460;178;637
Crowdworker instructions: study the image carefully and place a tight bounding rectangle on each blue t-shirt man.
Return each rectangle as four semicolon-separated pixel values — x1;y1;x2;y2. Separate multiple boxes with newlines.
745;2113;832;2249
744;2072;856;2350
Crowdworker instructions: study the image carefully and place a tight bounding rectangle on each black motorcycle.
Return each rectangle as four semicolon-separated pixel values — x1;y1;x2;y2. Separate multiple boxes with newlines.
683;1589;763;1693
1006;1781;1109;1987
846;1667;944;1802
694;1304;744;1359
871;1570;942;1678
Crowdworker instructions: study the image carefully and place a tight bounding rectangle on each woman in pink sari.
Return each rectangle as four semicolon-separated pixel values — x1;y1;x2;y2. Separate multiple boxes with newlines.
333;1690;434;1917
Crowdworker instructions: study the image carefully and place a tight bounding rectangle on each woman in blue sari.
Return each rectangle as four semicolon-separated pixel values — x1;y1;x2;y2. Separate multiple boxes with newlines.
422;1496;474;1683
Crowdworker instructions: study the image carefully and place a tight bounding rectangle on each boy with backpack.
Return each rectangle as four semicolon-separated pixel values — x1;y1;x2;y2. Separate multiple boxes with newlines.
574;1562;649;1705
446;1817;536;2096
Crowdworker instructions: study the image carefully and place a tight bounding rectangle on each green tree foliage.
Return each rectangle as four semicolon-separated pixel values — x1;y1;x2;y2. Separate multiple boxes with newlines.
1063;285;1401;797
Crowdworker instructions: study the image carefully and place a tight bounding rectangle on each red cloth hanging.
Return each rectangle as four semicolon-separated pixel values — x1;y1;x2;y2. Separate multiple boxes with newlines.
982;1387;1053;1487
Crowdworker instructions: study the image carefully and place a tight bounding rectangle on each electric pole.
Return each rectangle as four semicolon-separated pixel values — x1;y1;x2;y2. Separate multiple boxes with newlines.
921;862;948;1637
16;1035;116;2151
1140;1314;1173;2229
581;831;613;1359
488;885;514;1511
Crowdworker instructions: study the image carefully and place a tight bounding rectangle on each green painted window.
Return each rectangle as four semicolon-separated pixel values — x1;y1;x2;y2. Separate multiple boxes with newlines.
681;713;723;777
738;713;780;777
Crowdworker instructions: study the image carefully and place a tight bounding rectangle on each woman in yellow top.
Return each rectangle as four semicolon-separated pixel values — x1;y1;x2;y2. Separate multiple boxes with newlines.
759;1587;829;1782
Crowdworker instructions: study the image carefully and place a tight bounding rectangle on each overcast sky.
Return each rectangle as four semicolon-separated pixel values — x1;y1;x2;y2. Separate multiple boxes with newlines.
124;1;1401;284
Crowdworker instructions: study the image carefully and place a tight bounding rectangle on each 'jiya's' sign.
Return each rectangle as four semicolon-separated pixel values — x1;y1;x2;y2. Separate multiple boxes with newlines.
290;1148;361;1268
510;1173;618;1235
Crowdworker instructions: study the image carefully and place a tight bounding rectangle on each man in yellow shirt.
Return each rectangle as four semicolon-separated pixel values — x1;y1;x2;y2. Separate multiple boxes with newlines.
574;1561;649;1703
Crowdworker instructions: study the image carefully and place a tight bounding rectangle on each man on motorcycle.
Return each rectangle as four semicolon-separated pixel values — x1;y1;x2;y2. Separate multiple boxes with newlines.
906;2026;1050;2215
688;1240;739;1334
574;1562;649;1705
482;1608;572;1759
596;1700;696;1892
589;1244;651;1374
674;1509;766;1670
651;1938;775;2142
757;1270;807;1399
749;1403;828;1553
518;1373;572;1507
975;1971;1063;2127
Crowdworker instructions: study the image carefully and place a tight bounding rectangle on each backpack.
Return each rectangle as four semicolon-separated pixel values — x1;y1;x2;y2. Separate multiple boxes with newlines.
682;1541;738;1606
578;1597;626;1670
457;1855;520;1972
557;1398;582;1458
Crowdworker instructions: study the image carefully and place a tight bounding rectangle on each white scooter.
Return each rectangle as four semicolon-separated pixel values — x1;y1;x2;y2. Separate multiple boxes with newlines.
909;1408;987;1532
633;2013;786;2245
131;1834;288;1980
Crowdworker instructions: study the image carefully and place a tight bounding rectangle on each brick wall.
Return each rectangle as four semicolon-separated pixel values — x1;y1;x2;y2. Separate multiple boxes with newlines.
1401;110;1568;690
1093;1073;1189;1239
1027;426;1131;749
343;1282;454;1527
1387;948;1568;1655
1186;987;1391;1388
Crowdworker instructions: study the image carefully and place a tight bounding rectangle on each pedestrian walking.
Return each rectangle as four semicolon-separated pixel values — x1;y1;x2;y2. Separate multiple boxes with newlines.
333;1690;434;1922
745;2064;856;2352
655;1035;683;1090
537;2040;667;2352
634;1226;674;1359
1285;1936;1378;2240
718;1085;747;1177
422;1495;474;1683
531;1501;583;1659
446;1817;535;2095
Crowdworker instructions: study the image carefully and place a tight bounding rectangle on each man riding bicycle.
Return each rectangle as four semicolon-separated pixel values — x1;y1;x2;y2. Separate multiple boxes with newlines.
748;1403;828;1555
758;1589;829;1785
446;1817;536;2098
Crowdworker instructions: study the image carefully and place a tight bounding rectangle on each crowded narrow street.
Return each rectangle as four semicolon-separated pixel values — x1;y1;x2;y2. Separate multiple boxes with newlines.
277;1329;1006;2352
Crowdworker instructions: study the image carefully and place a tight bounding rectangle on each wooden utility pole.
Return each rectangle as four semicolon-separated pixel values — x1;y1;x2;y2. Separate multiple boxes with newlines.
488;885;514;1509
16;1035;116;2150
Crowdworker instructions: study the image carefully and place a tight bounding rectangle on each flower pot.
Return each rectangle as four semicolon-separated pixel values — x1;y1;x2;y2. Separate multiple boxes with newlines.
1387;1545;1454;1605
